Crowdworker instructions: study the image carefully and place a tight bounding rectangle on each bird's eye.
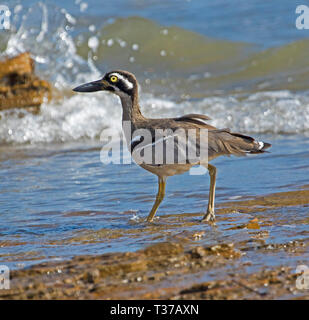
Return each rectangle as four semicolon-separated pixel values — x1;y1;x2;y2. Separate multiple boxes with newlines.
110;75;118;83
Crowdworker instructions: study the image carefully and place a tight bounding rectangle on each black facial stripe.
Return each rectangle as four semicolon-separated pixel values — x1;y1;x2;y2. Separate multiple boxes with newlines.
103;72;136;95
117;80;133;94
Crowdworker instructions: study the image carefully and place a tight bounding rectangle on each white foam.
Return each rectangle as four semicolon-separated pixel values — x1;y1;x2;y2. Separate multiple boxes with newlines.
0;94;121;144
3;2;100;89
1;90;309;145
140;91;309;135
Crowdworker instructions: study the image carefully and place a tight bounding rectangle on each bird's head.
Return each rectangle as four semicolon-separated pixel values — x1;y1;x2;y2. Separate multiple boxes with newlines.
73;70;138;99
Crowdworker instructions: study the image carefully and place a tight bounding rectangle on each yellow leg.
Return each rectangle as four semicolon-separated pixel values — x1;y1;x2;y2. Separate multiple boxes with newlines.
202;164;217;222
146;177;166;222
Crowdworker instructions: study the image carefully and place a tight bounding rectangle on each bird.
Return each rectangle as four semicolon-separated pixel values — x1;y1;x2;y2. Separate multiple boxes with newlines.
73;70;271;223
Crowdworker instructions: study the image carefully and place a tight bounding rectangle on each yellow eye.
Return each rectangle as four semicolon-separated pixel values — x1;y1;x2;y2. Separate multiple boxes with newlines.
110;75;118;83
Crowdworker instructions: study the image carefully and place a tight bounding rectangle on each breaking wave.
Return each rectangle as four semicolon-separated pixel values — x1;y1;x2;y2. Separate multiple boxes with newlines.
1;90;309;144
1;2;309;145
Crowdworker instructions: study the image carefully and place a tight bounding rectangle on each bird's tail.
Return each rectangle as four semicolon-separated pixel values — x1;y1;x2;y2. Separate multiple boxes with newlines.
230;132;271;154
208;129;271;157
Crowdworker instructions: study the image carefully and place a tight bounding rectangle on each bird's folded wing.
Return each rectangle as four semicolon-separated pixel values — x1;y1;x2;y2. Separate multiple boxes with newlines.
174;113;212;126
130;124;271;166
131;130;201;166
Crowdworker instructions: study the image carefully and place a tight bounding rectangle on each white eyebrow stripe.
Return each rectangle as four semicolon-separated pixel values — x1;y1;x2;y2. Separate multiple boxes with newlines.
111;73;134;90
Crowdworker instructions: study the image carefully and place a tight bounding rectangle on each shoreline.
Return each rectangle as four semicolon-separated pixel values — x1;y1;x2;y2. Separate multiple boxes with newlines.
1;187;308;300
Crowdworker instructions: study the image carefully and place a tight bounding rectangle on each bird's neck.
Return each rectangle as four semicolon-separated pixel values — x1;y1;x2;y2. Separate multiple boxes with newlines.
120;93;145;125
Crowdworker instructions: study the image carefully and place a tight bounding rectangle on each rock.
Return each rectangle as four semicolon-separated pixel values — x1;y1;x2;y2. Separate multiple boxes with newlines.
0;52;52;111
142;242;184;257
0;52;34;78
85;269;100;283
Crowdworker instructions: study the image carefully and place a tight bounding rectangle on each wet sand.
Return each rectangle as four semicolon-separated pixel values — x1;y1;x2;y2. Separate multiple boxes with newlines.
1;187;308;300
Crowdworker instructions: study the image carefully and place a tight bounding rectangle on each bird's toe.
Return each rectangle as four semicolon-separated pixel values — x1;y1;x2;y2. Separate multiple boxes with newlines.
201;211;216;223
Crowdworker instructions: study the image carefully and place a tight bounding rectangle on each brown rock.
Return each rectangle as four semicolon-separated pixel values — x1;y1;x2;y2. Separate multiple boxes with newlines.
85;269;100;283
142;242;184;257
0;52;52;110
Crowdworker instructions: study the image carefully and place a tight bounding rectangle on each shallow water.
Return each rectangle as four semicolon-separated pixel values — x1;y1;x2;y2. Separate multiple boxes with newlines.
0;1;309;270
0;135;308;269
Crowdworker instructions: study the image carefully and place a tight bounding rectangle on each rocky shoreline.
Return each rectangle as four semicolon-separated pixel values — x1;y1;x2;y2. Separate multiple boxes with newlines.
1;187;308;300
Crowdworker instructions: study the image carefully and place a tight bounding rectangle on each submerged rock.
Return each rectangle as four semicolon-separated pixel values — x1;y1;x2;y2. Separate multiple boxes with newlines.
0;52;51;111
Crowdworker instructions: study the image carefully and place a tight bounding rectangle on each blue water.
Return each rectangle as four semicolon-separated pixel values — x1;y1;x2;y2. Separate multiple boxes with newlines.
5;0;309;47
0;135;308;269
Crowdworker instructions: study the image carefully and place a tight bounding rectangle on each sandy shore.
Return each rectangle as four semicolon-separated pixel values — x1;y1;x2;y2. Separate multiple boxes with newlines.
1;187;309;300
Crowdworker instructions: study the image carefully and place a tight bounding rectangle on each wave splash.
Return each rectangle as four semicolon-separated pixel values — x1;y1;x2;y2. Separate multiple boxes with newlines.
1;2;309;144
1;90;309;144
3;2;99;88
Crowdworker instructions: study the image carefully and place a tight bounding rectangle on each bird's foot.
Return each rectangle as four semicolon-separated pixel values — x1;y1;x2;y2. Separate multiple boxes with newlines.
146;215;159;223
201;210;215;223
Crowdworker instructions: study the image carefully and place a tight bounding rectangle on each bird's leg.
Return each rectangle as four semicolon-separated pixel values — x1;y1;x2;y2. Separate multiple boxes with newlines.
202;164;217;222
146;177;166;222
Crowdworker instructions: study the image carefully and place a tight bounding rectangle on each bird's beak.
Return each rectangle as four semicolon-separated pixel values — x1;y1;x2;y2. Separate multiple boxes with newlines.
73;79;109;92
